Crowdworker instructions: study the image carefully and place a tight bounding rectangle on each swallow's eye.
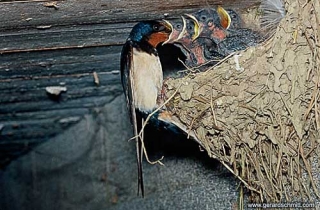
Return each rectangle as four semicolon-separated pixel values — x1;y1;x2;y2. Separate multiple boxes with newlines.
153;25;159;31
153;24;164;31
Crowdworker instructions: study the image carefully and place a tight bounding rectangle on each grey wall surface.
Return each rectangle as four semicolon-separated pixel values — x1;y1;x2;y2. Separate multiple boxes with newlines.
0;1;256;208
0;94;240;210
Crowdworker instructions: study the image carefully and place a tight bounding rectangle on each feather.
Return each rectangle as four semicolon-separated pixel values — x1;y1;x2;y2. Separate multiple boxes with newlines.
260;0;286;38
120;40;145;197
120;20;172;197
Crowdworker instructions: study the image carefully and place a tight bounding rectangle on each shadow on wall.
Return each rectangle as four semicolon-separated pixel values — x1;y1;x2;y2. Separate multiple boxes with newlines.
143;123;222;170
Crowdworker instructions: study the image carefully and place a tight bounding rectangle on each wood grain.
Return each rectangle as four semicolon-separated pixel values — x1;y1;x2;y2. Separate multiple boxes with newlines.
0;0;261;167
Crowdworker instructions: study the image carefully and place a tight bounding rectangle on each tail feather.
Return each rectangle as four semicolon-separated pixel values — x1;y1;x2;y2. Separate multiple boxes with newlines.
134;112;144;197
136;136;144;197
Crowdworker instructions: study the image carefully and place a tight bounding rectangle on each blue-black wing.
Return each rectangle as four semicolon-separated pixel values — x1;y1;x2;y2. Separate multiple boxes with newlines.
120;40;144;197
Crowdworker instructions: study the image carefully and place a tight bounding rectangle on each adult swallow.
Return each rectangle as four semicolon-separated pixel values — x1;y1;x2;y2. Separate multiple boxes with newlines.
120;20;172;197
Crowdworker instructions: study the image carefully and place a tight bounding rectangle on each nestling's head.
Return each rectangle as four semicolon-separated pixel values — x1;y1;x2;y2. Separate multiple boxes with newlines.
129;20;173;48
164;15;201;45
163;17;186;44
194;7;231;31
225;9;243;29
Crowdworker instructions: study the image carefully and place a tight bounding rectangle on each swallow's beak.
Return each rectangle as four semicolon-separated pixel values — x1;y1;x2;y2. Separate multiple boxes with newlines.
162;19;173;33
185;14;201;41
217;6;231;29
162;20;174;45
176;16;187;40
162;16;187;45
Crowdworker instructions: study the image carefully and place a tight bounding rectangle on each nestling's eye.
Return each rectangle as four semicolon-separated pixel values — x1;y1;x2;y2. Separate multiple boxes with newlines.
176;24;181;29
201;15;207;21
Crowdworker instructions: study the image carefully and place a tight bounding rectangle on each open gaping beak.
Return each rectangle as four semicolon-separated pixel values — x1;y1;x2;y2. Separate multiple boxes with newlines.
162;19;174;45
184;14;201;41
217;6;231;29
176;16;187;41
162;17;188;45
163;16;188;44
162;19;173;33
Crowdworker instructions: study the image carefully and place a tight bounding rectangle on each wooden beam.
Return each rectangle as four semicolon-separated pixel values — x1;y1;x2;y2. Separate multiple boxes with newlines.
0;0;261;31
0;0;261;167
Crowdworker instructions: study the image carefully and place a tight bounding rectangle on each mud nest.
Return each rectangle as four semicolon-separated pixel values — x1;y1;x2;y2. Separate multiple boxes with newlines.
162;0;320;203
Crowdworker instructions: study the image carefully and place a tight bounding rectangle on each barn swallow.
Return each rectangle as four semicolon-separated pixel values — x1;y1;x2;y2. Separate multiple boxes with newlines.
162;17;190;61
120;20;172;197
193;7;231;43
191;7;262;59
177;16;204;66
163;16;187;44
215;28;262;56
178;7;231;64
225;9;243;29
201;7;261;57
164;16;206;67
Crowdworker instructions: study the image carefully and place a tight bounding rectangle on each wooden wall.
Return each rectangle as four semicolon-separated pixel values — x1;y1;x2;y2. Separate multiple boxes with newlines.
0;0;260;167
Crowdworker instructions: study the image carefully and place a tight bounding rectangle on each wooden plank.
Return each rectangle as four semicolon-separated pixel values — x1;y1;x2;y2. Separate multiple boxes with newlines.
0;0;261;52
0;23;130;52
0;0;261;167
0;0;260;30
0;45;122;167
0;45;121;78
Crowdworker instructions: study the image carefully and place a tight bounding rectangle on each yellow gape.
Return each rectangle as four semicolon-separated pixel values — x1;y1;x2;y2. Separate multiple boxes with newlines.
217;6;231;29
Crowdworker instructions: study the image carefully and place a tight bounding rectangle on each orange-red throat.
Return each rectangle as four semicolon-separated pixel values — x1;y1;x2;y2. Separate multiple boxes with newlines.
148;20;172;48
148;32;170;48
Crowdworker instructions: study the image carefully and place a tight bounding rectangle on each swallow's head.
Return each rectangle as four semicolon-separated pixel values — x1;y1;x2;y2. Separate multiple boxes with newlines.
194;9;219;32
194;7;231;31
225;9;243;29
163;17;187;44
184;14;201;41
192;7;231;42
129;20;173;48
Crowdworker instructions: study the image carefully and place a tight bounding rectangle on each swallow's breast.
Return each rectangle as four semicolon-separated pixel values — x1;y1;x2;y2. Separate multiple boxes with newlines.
132;48;163;113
